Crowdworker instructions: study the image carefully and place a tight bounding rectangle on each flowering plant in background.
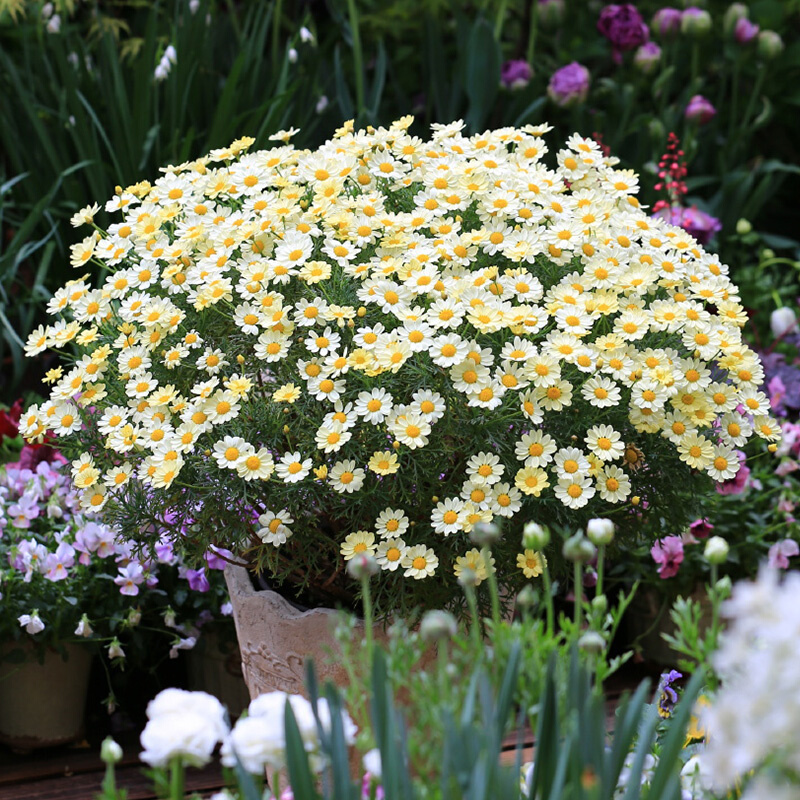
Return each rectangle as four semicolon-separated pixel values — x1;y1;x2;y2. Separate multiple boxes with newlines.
23;118;777;615
652;133;720;246
0;405;231;688
699;568;800;797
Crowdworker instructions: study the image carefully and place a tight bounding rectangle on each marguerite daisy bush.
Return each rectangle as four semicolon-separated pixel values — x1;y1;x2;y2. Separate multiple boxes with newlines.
23;118;777;614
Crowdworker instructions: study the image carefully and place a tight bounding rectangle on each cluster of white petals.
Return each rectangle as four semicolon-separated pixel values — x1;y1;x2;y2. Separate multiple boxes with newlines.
701;569;800;793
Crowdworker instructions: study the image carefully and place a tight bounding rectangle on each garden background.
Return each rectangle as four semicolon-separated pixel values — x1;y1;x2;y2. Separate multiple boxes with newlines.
2;0;800;796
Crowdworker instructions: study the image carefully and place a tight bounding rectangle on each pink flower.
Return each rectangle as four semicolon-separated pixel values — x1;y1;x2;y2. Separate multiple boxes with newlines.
689;518;714;539
734;17;759;44
716;451;750;495
651;536;684;579
114;562;145;596
685;94;716;124
768;540;799;569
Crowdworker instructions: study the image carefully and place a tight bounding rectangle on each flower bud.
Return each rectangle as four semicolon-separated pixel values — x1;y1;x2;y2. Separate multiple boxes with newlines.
346;553;379;580
651;8;682;38
723;3;748;35
770;307;797;338
500;59;533;90
74;614;93;637
681;7;711;36
420;610;458;643
715;575;732;599
108;638;126;660
101;736;123;764
458;566;479;589
516;584;537;610
648;118;665;144
547;62;590;109
538;0;565;26
735;218;752;235
288;48;298;64
522;521;550;551
734;17;759;45
563;534;596;564
592;594;608;615
757;30;784;60
685;95;716;124
470;521;501;547
578;631;606;655
761;248;775;261
633;42;661;74
704;536;729;565
586;518;615;546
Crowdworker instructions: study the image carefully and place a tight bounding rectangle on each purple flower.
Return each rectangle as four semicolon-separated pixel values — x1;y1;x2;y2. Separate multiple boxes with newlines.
685;94;716;124
501;59;533;90
633;41;661;73
597;4;649;58
652;204;721;245
769;375;787;414
185;567;211;592
734;17;759;44
205;546;233;570
651;536;684;579
155;538;176;564
768;539;800;569
689;518;714;539
652;7;682;37
547;62;591;108
657;669;682;717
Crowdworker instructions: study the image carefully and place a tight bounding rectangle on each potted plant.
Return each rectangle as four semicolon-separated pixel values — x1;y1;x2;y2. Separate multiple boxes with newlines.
0;402;241;745
22;119;776;697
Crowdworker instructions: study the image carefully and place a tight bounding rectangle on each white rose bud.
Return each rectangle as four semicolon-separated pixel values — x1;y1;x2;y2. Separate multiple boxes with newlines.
586;518;615;546
770;306;796;338
522;521;550;550
704;536;730;565
101;737;123;764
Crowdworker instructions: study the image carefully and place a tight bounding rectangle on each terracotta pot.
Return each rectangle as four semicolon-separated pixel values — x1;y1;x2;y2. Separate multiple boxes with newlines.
186;628;250;719
0;642;91;750
225;562;378;700
625;585;713;664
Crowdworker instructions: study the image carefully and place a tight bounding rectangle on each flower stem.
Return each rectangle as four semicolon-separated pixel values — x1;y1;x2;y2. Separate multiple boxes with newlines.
360;574;374;663
596;545;605;599
482;545;501;629
573;560;583;633
542;564;555;635
169;757;185;800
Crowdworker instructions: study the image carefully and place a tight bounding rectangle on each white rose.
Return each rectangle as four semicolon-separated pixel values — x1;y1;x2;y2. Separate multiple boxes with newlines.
140;709;221;768
221;715;286;773
147;688;228;741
